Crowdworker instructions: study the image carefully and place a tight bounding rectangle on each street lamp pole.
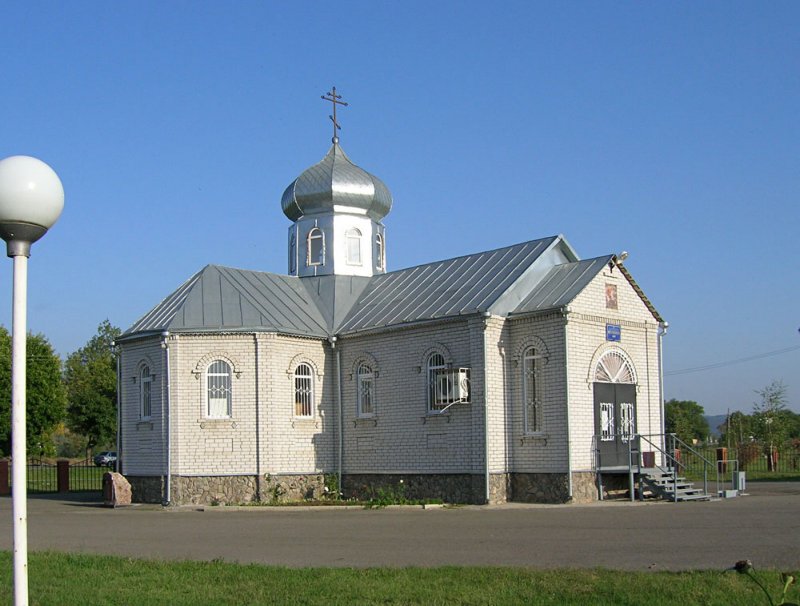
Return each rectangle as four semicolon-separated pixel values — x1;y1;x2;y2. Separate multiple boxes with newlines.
0;156;64;606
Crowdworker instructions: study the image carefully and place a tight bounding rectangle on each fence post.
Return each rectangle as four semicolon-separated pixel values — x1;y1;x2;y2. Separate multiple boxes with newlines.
0;459;9;495
56;459;70;493
716;447;728;474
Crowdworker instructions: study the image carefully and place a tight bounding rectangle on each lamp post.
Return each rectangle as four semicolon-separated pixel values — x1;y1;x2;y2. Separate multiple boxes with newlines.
0;155;64;606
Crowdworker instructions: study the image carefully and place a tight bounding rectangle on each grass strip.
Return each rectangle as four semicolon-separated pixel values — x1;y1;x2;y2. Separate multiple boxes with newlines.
0;551;797;605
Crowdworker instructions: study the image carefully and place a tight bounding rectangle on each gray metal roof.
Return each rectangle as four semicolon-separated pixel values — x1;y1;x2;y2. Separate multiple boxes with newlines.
337;237;559;333
122;238;656;342
281;143;392;222
510;256;613;315
122;265;329;338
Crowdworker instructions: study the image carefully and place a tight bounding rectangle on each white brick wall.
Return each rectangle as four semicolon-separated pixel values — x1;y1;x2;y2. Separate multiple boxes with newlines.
118;262;663;496
338;319;481;474
566;265;663;471
119;337;165;475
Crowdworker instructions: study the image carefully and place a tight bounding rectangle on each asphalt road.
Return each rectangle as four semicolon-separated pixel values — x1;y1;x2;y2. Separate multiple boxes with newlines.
1;482;798;571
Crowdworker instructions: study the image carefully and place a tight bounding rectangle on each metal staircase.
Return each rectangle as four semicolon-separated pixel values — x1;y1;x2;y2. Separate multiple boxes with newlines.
595;433;729;503
639;468;714;502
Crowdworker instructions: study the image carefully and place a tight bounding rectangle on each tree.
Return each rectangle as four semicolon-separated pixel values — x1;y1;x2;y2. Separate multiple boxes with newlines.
720;410;756;450
751;380;790;471
64;320;121;454
0;327;67;456
665;399;710;444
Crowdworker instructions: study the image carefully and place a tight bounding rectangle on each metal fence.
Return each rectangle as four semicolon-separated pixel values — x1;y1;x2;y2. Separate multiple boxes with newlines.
4;458;105;493
68;458;106;492
678;444;800;475
26;458;58;493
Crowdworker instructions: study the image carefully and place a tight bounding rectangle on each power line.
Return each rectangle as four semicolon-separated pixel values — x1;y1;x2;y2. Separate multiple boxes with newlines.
666;345;800;376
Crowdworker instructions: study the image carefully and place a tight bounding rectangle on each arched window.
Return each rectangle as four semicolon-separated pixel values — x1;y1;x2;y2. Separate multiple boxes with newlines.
140;365;152;419
307;228;324;267
294;363;314;418
206;360;232;418
289;231;296;273
523;347;545;434
375;233;385;270
427;353;447;412
356;363;374;417
346;227;362;265
595;350;635;383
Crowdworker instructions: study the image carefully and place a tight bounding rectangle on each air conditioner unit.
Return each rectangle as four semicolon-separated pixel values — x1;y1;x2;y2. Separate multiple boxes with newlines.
434;368;470;405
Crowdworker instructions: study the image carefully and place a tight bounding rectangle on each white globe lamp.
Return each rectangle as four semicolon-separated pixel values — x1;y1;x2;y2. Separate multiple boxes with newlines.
0;154;64;606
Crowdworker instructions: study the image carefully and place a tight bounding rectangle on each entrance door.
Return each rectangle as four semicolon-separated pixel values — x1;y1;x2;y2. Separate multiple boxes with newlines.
594;382;637;468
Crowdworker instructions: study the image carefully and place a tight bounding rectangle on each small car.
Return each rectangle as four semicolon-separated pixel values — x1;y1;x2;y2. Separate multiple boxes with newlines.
93;451;117;468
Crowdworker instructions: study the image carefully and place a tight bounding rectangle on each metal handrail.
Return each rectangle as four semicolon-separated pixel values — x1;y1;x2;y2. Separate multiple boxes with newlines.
595;432;722;502
636;433;679;502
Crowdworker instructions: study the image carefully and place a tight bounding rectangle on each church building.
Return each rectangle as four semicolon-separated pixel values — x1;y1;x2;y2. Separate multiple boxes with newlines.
115;91;667;505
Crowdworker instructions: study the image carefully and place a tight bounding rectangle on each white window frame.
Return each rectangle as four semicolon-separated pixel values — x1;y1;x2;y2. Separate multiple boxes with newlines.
356;363;375;417
346;227;363;266
206;360;232;418
307;227;325;267
294;363;314;418
139;365;152;420
375;233;385;270
522;347;544;434
426;353;448;413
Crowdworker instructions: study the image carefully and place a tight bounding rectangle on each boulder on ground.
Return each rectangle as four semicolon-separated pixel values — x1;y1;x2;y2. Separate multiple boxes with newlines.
103;472;132;507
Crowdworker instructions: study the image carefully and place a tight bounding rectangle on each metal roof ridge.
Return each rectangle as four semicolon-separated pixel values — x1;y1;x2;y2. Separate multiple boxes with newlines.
382;235;560;276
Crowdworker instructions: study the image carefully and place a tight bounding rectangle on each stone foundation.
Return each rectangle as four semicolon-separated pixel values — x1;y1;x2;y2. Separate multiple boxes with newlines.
127;475;166;504
570;472;599;503
342;473;484;504
510;473;569;503
488;473;510;504
128;471;605;506
127;474;329;506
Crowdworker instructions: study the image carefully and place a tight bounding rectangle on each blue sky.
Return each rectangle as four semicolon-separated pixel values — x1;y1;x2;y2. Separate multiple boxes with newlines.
0;2;797;415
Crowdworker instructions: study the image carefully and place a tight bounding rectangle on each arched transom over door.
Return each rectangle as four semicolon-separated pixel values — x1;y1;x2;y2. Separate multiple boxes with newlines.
593;350;637;468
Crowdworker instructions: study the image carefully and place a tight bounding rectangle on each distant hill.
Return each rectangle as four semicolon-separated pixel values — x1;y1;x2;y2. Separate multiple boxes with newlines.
705;414;728;438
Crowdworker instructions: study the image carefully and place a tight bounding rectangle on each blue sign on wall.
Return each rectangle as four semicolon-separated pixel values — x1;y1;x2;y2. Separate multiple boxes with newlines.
606;324;621;342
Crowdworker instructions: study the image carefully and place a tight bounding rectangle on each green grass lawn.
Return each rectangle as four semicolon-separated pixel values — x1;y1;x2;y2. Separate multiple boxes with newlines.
0;552;797;605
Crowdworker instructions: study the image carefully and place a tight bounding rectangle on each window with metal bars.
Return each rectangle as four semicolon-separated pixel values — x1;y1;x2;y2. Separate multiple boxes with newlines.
356;363;374;417
523;347;544;433
427;353;447;412
140;365;152;419
206;360;232;418
620;401;635;442
600;402;615;441
294;363;314;418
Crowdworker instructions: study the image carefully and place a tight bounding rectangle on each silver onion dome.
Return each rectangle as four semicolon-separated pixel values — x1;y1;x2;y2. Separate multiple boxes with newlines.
281;143;392;222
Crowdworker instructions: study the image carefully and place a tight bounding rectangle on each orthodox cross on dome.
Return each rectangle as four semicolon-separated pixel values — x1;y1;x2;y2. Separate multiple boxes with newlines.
321;86;348;143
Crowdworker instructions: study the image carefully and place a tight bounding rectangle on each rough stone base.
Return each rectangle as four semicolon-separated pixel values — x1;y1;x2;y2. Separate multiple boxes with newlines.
343;473;484;504
128;472;603;506
570;472;599;503
125;474;329;506
172;475;258;506
488;473;510;504
510;473;570;503
127;475;166;504
260;473;327;503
